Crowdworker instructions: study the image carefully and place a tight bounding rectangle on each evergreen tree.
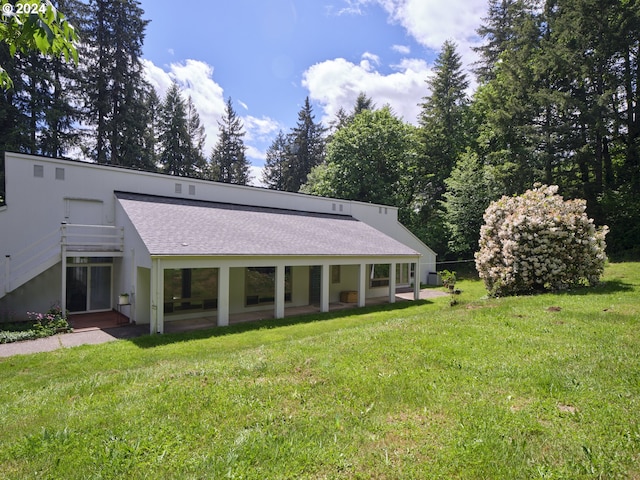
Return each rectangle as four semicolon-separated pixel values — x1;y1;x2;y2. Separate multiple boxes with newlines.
412;41;471;255
281;97;326;192
158;83;192;176
141;87;161;169
210;97;251;185
82;0;151;167
474;0;535;84
262;130;290;190
185;95;208;178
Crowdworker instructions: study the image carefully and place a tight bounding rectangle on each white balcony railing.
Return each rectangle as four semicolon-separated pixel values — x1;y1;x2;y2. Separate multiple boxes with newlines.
1;223;124;297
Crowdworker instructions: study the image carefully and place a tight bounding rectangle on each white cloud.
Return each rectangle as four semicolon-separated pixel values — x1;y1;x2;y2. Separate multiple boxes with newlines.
392;44;410;55
143;59;279;164
302;53;430;126
368;0;486;65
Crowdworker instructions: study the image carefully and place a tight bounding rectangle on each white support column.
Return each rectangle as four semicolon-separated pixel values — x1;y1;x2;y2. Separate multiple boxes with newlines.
217;265;229;326
150;259;158;334
60;223;67;315
320;263;330;313
414;260;421;301
150;258;164;334
389;262;397;304
358;263;367;307
4;255;10;294
275;264;285;319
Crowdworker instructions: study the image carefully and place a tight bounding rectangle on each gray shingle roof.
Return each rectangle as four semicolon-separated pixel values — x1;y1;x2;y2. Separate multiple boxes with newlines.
115;192;419;257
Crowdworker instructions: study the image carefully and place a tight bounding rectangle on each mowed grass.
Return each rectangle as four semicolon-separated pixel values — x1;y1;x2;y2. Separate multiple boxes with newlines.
1;263;639;479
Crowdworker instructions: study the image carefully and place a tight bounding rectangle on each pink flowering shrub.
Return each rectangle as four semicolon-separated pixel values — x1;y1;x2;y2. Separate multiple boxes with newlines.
475;185;608;296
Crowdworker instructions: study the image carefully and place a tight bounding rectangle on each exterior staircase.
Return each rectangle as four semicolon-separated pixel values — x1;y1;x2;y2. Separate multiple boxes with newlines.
1;224;124;299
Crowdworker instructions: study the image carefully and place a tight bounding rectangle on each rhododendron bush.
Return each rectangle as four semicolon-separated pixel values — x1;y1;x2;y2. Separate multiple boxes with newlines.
475;185;608;296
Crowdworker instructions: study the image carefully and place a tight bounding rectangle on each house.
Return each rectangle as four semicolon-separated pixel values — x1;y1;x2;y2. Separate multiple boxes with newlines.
0;152;437;334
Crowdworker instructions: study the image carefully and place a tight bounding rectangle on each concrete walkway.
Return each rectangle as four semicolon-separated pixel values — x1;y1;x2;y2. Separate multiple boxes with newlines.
0;324;147;358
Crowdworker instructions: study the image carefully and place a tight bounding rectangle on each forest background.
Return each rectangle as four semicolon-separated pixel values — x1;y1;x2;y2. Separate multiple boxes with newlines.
1;0;638;262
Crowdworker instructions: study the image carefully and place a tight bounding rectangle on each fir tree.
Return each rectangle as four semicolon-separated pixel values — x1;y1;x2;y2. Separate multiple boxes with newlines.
82;0;151;167
210;97;251;185
281;97;326;192
185;95;208;179
158;83;192;176
262;130;290;190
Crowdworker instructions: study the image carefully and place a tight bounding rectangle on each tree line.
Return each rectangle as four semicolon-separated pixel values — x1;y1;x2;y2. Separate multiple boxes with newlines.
0;0;256;184
265;0;640;261
1;0;638;260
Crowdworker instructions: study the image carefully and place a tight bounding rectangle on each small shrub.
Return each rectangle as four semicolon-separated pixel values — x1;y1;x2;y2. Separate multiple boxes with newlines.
0;304;72;344
475;184;608;296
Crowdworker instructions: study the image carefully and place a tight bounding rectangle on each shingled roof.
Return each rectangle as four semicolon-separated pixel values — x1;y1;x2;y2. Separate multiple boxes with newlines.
115;192;419;257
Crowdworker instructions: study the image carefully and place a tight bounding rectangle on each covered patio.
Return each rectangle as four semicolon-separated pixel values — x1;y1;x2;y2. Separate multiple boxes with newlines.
116;192;423;334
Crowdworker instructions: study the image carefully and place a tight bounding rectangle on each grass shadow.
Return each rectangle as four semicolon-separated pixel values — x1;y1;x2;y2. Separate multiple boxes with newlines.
556;278;635;296
129;299;434;349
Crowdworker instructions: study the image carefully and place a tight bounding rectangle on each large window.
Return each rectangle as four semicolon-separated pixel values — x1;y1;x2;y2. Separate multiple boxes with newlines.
245;267;292;306
370;264;390;288
396;263;410;285
164;268;218;314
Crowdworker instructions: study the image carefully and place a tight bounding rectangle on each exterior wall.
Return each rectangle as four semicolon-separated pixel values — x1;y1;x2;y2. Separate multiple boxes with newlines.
0;264;61;320
349;202;437;283
1;152;435;318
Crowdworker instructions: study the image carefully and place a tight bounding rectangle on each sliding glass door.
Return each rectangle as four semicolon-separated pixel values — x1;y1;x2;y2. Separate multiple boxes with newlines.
66;258;112;313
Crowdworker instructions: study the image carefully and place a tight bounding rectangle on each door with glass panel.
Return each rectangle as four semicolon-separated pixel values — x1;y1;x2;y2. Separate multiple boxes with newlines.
66;258;112;313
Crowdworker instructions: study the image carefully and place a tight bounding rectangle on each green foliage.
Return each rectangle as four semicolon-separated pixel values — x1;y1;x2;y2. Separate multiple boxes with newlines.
442;151;495;256
0;0;78;89
476;184;608;296
303;106;418;209
0;304;71;343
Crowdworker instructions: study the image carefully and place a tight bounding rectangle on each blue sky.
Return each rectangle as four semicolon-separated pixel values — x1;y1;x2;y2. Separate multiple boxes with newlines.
138;0;488;183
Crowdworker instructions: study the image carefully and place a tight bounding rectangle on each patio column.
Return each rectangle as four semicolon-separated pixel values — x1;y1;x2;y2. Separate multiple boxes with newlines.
217;266;229;326
275;264;285;319
414;260;421;301
150;258;164;334
358;263;367;307
60;223;67;315
320;263;330;313
389;262;397;304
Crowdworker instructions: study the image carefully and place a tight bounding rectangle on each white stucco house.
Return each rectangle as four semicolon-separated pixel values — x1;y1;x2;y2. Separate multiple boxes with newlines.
0;152;437;334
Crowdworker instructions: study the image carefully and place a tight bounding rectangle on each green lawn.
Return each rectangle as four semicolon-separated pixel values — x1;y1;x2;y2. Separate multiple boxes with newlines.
1;263;639;479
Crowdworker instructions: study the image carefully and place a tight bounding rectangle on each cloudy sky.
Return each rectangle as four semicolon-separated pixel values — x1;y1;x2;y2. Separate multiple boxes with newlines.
139;0;489;184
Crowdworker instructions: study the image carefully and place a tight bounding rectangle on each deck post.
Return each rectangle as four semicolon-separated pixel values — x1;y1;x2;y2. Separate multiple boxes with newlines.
4;255;10;294
275;264;285;319
320;263;330;313
60;223;67;316
217;265;229;326
358;263;367;307
389;262;397;304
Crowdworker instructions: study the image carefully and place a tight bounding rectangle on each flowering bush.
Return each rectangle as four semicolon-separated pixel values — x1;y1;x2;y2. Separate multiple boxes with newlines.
0;304;72;344
475;185;608;296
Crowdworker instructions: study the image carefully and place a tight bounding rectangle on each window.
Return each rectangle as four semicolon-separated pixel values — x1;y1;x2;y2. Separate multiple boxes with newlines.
370;264;390;288
396;263;410;285
331;265;341;284
34;165;44;177
188;185;196;195
175;183;182;194
245;267;292;306
55;167;65;180
164;268;218;314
